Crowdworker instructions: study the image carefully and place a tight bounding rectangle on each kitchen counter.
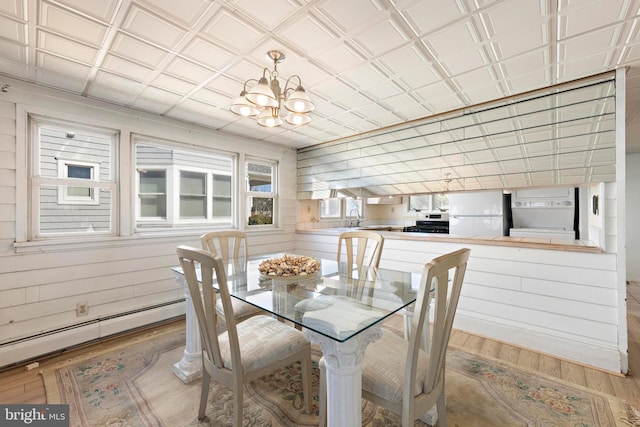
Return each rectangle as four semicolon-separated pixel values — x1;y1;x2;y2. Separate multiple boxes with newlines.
296;227;602;253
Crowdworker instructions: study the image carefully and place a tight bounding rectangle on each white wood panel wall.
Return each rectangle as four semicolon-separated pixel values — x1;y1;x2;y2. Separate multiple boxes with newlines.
0;80;298;367
295;232;622;372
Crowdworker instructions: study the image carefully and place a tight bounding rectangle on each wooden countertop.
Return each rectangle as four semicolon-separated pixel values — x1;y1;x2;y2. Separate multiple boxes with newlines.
296;227;603;253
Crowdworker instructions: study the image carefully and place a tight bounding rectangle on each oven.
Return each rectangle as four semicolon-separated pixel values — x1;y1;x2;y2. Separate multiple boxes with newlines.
403;213;450;234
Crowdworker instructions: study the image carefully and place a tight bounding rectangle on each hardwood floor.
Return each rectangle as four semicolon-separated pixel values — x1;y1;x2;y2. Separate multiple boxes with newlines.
3;282;640;410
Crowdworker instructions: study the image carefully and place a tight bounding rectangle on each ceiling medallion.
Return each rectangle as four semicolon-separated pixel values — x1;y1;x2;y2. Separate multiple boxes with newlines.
230;50;314;127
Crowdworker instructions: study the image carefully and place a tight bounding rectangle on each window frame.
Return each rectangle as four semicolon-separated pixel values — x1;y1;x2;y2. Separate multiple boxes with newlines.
56;159;100;205
28;117;118;239
133;137;237;231
245;158;278;228
404;194;449;217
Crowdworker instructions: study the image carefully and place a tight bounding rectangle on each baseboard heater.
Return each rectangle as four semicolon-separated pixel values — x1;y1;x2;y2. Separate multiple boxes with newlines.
0;299;186;370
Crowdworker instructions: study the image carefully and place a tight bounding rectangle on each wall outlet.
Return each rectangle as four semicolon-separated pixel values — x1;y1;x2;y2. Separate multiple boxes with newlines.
76;301;89;316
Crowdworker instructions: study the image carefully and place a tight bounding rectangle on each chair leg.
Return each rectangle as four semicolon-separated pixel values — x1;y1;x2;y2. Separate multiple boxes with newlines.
436;392;447;427
233;379;244;427
198;368;210;420
301;349;312;414
318;357;327;427
403;311;411;340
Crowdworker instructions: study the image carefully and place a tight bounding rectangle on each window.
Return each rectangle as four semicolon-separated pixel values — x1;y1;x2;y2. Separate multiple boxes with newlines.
406;194;449;215
320;198;364;220
180;171;206;219
139;170;167;218
320;199;341;218
57;160;100;204
135;140;235;229
30;120;117;237
246;160;276;226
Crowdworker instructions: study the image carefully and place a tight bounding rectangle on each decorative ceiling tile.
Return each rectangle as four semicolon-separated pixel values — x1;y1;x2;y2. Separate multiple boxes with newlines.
380;92;429;119
400;0;465;35
190;87;228;107
363;80;404;100
481;0;545;37
101;54;153;81
318;0;384;33
181;37;235;70
110;33;168;68
205;74;240;99
354;17;410;57
37;31;98;64
279;14;339;56
560;27;622;59
133;86;182;113
0;38;26;62
378;43;430;76
424;19;480;59
558;0;627;38
491;23;547;59
200;9;263;53
121;5;187;49
229;0;300;30
0;14;25;43
36;51;90;79
164;57;213;83
507;67;551;93
501;49;550;80
138;0;213;26
314;43;367;74
0;0;26;19
340;62;389;90
558;52;610;81
39;2;108;46
89;72;142;104
152;73;196;95
34;68;86;93
436;45;489;76
54;0;119;21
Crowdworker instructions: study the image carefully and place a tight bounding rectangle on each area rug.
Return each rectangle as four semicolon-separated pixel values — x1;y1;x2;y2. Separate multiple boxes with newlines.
42;325;640;426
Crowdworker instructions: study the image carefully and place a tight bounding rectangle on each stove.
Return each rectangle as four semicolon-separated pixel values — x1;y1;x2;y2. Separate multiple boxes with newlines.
403;213;450;234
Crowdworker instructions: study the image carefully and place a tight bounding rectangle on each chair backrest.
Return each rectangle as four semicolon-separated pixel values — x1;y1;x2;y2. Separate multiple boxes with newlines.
176;245;241;372
201;231;248;266
406;248;470;402
337;231;385;279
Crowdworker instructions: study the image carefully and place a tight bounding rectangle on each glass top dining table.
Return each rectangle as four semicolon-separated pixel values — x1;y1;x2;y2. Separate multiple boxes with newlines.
171;252;422;426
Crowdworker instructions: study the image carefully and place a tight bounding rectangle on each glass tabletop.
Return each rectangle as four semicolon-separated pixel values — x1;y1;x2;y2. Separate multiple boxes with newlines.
172;253;421;342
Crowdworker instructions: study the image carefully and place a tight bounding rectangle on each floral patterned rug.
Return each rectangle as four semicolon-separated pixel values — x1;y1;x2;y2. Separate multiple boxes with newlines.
42;325;639;426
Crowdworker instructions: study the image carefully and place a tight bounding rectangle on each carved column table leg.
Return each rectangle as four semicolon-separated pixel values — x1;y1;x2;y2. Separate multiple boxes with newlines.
172;272;202;383
304;326;381;427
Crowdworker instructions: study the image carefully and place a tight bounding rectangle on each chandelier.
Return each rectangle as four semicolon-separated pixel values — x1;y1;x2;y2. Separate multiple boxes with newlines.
230;50;314;127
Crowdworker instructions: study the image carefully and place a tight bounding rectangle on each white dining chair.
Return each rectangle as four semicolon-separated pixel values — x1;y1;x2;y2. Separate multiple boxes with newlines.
319;247;471;427
176;245;313;427
200;231;264;323
293;230;385;328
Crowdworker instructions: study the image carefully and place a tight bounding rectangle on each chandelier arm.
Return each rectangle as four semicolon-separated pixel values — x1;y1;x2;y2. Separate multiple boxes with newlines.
242;78;259;92
283;75;303;93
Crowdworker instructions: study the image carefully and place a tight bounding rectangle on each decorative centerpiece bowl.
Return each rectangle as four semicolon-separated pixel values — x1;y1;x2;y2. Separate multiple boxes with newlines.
258;254;321;281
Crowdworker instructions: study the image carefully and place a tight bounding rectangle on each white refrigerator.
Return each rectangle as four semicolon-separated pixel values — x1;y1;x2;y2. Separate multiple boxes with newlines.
449;191;504;236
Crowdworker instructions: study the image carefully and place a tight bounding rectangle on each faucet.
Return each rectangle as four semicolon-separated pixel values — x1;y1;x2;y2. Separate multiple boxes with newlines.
348;208;361;227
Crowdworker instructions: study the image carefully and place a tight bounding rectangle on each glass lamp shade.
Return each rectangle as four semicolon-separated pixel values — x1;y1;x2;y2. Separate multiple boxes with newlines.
284;86;314;113
230;92;259;116
257;108;284;127
246;77;278;108
285;112;311;125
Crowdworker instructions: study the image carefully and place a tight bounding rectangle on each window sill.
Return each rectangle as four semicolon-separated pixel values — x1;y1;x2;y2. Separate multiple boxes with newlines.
14;227;286;254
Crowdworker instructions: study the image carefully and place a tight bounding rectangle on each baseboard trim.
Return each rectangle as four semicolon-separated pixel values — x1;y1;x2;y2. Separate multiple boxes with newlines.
454;313;622;374
0;301;186;369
